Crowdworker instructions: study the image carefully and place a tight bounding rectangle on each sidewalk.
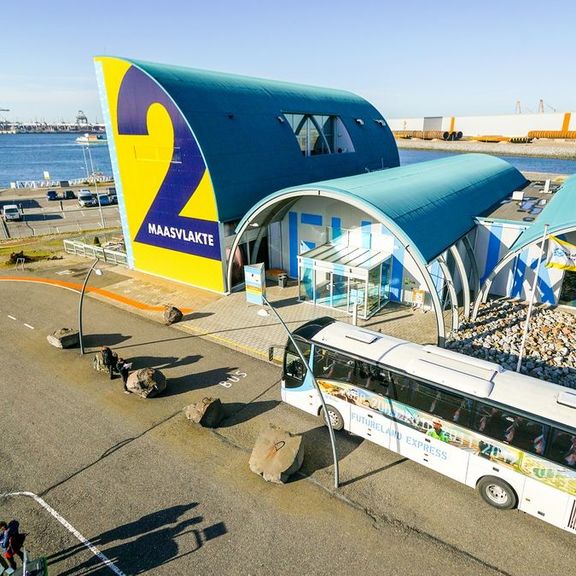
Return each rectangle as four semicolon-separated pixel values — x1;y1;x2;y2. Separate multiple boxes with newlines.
0;256;439;363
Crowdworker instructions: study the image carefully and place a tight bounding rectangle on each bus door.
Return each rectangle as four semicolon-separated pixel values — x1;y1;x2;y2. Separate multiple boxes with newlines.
282;339;316;416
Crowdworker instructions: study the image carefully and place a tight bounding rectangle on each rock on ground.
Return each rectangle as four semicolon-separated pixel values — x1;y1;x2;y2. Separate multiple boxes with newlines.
47;328;79;349
126;368;167;398
249;424;304;484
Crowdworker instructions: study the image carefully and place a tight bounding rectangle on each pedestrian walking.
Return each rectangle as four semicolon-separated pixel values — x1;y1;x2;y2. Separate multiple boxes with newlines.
116;357;132;393
0;520;26;571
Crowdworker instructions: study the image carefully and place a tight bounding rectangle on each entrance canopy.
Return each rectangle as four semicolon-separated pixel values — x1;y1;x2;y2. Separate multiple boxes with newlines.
300;243;391;272
299;243;393;319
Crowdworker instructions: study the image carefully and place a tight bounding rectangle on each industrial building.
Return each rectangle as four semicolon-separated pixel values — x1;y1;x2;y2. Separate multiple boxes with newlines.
388;111;576;139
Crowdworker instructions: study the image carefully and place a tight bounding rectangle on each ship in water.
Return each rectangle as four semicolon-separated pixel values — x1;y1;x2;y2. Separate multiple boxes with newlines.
75;132;107;145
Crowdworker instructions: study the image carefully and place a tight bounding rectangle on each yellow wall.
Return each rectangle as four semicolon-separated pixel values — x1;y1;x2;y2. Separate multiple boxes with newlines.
95;57;225;292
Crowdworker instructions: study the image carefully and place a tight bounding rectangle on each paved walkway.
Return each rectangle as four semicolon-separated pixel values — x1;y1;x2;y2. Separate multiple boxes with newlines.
0;256;440;363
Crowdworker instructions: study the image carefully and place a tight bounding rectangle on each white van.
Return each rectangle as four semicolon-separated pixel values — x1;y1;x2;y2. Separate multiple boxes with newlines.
78;189;96;207
2;204;22;221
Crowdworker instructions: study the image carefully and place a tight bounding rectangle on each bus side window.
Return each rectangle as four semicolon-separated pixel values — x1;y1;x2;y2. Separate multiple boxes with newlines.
547;429;576;469
392;374;415;405
472;404;508;441
505;419;549;455
365;364;392;397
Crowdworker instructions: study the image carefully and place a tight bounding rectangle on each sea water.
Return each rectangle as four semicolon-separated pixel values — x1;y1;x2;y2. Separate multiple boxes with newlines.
0;133;113;188
399;148;576;175
1;133;575;189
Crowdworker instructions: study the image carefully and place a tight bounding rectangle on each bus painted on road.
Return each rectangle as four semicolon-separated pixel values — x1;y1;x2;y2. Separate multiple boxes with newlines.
281;317;576;534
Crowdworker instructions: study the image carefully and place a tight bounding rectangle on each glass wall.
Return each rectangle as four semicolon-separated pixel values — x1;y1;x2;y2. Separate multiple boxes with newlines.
297;250;391;319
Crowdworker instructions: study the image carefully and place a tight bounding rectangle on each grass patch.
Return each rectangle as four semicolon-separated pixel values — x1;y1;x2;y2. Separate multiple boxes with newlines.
0;229;122;269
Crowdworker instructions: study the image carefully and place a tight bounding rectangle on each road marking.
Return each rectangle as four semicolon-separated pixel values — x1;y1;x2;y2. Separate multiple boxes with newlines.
218;369;248;388
24;323;35;330
7;315;16;320
56;270;73;275
1;491;127;576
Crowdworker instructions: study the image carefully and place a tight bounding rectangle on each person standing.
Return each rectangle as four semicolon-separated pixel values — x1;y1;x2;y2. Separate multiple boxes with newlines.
0;520;25;571
116;358;132;394
100;346;117;380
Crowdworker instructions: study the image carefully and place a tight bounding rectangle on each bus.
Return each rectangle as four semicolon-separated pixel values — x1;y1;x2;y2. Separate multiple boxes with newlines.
281;317;576;534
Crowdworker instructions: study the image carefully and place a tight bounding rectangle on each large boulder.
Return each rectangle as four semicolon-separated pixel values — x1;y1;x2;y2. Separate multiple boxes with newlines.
184;397;223;428
163;305;183;325
249;424;304;484
126;368;167;398
47;328;79;349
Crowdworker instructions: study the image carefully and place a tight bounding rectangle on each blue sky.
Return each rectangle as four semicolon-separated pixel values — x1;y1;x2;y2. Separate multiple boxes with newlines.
2;0;574;122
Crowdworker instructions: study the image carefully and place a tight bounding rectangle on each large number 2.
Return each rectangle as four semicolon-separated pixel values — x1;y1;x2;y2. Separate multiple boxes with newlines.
116;66;221;260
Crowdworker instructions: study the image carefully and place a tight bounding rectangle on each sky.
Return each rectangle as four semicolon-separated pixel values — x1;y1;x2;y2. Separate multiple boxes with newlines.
1;0;575;123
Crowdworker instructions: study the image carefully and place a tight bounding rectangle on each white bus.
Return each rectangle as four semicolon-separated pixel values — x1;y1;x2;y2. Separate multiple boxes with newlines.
281;317;576;534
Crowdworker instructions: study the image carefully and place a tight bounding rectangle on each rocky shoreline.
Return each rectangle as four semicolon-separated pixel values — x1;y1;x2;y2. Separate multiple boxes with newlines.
446;300;576;389
396;137;576;160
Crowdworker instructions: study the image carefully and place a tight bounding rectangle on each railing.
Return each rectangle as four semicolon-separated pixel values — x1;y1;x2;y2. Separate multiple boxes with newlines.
63;239;128;266
11;174;113;189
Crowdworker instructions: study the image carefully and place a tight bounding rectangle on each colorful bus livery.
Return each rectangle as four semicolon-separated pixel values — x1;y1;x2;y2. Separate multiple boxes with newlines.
281;318;576;534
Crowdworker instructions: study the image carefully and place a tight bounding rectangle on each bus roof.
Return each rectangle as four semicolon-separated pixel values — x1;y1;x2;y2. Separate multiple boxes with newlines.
303;318;576;430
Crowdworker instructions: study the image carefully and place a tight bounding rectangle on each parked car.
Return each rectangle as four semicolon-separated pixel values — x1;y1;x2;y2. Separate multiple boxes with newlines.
2;204;22;221
46;190;59;201
78;189;96;207
63;190;76;200
97;193;112;206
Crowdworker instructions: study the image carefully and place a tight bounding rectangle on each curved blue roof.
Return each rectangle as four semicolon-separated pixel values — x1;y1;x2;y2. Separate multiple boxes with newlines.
510;174;576;252
238;154;527;263
127;58;399;222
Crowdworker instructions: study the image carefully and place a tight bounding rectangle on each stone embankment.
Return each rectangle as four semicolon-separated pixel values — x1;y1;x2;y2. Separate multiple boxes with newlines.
396;137;576;160
446;300;576;389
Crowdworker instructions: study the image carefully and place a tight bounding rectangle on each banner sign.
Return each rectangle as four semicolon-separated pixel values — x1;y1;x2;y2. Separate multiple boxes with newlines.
245;263;266;305
546;236;576;272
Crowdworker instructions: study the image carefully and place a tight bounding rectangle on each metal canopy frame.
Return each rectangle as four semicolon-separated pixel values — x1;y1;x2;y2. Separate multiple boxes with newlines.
226;189;478;346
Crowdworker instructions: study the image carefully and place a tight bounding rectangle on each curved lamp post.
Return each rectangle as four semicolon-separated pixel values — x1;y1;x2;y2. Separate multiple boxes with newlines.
78;258;102;355
259;295;340;489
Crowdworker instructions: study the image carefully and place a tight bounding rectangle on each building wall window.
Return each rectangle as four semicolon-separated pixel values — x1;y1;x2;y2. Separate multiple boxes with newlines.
284;113;355;156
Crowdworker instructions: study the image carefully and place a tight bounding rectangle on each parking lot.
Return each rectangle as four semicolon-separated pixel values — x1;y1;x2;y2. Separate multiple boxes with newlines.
0;185;122;238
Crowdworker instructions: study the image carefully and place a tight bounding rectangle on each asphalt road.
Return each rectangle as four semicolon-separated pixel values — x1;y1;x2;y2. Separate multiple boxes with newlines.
0;282;573;575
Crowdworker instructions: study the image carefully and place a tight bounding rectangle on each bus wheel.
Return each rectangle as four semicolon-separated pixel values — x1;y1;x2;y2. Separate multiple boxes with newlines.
320;405;344;431
477;476;517;510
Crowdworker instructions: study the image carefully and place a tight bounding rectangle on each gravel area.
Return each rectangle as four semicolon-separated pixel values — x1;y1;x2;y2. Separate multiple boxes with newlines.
397;137;576;160
446;300;576;388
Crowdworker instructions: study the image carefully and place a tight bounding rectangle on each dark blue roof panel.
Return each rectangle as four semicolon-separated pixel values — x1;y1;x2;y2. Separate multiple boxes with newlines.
127;58;399;222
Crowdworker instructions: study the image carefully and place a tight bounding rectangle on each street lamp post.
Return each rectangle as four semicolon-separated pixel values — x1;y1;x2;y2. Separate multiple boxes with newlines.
78;258;102;355
84;145;106;229
259;295;340;489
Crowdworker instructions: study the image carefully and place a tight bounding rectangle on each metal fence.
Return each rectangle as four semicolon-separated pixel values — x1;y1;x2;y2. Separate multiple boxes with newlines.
63;238;128;266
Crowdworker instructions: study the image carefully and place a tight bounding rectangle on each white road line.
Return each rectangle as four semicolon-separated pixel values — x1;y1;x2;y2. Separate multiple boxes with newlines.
7;315;16;320
24;324;35;330
2;491;127;576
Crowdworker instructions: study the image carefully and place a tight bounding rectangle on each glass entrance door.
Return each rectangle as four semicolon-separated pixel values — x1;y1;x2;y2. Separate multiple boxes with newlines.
348;278;366;318
366;264;382;316
331;273;348;308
